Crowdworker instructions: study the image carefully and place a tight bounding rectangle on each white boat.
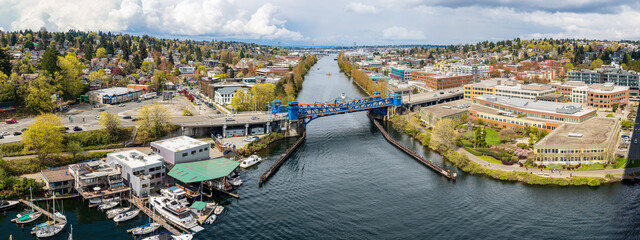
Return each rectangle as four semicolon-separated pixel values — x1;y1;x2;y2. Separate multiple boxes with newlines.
98;201;119;211
0;200;19;211
142;233;191;240
90;196;121;205
204;214;216;224
149;196;199;229
16;187;41;224
239;155;262;168
229;177;243;186
173;234;194;240
161;187;190;205
114;209;140;223
36;195;66;238
130;222;162;235
107;207;131;219
31;222;50;234
214;205;224;215
55;211;67;222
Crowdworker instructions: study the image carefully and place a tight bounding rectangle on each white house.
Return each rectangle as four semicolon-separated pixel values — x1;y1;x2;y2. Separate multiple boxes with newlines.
214;86;244;105
106;149;164;198
150;136;210;166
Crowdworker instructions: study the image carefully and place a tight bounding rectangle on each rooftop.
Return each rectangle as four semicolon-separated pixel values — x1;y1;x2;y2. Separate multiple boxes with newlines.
421;99;471;118
69;160;120;179
152;136;208;152
108;149;163;169
475;94;594;117
90;87;141;96
41;167;74;183
536;118;617;146
168;158;239;183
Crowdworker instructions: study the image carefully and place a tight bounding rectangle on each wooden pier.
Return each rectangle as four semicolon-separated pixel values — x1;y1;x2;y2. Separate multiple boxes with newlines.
127;197;185;235
370;115;456;180
259;130;307;184
16;199;66;224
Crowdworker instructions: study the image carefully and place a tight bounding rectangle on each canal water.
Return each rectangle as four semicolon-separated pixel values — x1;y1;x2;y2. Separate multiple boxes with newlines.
3;55;640;239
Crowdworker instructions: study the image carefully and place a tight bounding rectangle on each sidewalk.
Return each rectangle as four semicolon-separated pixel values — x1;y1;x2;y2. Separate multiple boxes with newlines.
457;148;640;179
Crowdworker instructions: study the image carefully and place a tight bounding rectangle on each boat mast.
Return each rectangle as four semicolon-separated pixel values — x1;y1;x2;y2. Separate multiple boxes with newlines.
29;186;34;211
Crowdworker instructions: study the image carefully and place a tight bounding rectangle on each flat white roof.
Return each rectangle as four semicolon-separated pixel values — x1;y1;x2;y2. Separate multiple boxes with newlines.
91;87;140;96
151;136;208;152
109;149;163;168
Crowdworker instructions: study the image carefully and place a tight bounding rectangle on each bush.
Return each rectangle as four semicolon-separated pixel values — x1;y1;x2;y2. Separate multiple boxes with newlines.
606;114;614;118
241;132;284;156
0;151;111;176
64;127;134;147
183;109;193;116
464;146;482;156
516;143;528;149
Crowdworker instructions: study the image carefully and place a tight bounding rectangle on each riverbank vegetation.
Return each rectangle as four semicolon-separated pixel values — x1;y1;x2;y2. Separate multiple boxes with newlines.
238;132;284;157
337;53;387;97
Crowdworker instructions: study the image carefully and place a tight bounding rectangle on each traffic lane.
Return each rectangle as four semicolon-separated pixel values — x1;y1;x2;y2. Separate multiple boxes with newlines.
627;104;640;160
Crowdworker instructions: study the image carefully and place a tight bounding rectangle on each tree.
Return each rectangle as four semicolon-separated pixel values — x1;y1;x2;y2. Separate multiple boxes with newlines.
57;56;85;100
96;47;107;58
231;89;251;111
430;118;458;152
622;120;634;129
84;43;93;61
590;58;603;69
98;111;121;136
564;62;574;72
475;127;487;148
66;141;82;158
152;70;166;91
499;128;516;142
0;73;16;102
138;104;172;142
22;114;63;162
41;46;60;76
141;61;153;72
612;103;619;113
0;47;11;77
21;75;57;113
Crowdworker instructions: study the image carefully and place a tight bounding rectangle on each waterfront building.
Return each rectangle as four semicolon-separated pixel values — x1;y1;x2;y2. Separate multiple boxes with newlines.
533;118;619;165
390;67;414;82
412;71;473;90
41;167;75;196
151;136;210;166
167;157;239;198
86;87;143;105
69;160;130;203
106;150;165;198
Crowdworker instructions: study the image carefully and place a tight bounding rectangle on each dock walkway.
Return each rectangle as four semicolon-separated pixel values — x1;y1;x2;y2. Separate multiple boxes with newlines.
16;199;66;224
259;131;306;184
127;197;184;235
370;115;456;180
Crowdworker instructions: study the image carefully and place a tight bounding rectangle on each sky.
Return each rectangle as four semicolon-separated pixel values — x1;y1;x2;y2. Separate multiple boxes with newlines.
1;0;640;46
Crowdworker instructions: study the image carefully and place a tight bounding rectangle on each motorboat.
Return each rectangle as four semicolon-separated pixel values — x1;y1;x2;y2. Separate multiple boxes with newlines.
98;201;119;211
142;233;192;240
149;196;199;229
130;222;162;235
0;200;19;211
107;207;131;219
173;234;194;240
90;196;120;205
229;177;243;186
204;214;216;224
114;209;140;223
240;155;262;168
214;205;224;215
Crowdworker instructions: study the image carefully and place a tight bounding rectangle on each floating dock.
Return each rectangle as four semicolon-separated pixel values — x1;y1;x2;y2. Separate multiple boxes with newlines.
16;199;66;225
370;115;456;180
259;130;307;184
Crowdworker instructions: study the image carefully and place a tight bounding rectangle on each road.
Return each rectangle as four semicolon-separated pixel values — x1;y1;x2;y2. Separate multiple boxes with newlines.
402;87;463;105
627;103;640;161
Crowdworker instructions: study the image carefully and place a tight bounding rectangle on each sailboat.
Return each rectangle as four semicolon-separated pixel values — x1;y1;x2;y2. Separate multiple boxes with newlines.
68;224;73;240
35;195;66;238
14;186;41;224
129;205;161;235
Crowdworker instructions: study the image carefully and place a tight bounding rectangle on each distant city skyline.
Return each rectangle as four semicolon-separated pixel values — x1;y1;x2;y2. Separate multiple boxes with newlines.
2;0;640;46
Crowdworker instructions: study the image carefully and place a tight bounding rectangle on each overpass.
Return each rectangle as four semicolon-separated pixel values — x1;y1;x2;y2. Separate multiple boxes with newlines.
401;87;464;111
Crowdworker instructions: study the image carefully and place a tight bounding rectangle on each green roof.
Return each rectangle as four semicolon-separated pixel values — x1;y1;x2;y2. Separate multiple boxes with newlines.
190;201;207;210
168;158;239;183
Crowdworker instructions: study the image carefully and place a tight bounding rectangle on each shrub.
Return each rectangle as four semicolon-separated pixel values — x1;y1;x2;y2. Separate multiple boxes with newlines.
606;113;614;118
464;146;482;156
516;143;528;149
183;109;193;116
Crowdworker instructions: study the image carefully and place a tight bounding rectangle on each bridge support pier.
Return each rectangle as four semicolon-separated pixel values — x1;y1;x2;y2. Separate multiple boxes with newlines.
284;120;304;137
266;122;271;134
245;123;249;136
223;125;227;138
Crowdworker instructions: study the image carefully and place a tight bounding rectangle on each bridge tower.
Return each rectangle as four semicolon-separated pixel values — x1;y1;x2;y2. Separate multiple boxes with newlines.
285;101;304;137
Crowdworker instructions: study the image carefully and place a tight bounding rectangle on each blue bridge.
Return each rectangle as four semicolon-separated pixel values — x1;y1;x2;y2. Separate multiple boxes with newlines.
270;91;402;124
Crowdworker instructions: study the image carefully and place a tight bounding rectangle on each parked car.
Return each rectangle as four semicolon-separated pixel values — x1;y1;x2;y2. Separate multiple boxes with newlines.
13;132;21;136
1;131;9;136
5;118;17;124
216;134;222;139
98;108;105;112
635;139;638;144
20;128;27;132
95;115;100;119
123;115;132;119
251;116;260;120
131;117;138;122
118;104;126;107
94;104;101;108
73;126;83;131
225;117;235;121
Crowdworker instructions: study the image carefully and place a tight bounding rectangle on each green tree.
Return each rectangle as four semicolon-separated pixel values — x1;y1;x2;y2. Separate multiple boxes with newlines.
21;75;57;113
98;111;121;136
590;58;604;69
66;141;83;158
96;47;107;58
0;47;12;77
41;46;61;76
22;113;63;162
231;89;251;111
0;73;16;102
152;70;166;91
612;103;619;112
475;127;487;148
84;43;93;61
141;61;153;72
57;56;85;100
564;62;574;72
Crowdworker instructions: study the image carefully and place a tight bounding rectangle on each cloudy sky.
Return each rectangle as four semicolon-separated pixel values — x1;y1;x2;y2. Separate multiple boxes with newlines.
1;0;640;46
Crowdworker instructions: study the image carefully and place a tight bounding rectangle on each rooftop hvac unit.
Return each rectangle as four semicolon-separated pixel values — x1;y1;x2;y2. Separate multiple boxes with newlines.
568;133;583;137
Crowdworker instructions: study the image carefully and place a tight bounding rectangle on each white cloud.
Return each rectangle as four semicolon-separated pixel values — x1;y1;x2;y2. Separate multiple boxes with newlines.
7;0;303;40
346;2;380;14
382;26;425;40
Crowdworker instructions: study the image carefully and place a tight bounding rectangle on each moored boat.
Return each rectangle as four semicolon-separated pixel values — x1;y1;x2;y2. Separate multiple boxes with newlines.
0;200;19;211
130;222;162;235
107;207;131;219
114;209;140;223
204;214;216;224
239;155;262;168
214;205;224;215
149;195;199;229
35;195;66;238
98;201;119;211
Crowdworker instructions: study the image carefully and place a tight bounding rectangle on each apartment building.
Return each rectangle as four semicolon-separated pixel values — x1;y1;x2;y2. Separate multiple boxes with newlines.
390;67;414;82
551;81;629;109
106;150;165;198
69;160;130;203
567;67;640;95
413;71;473;90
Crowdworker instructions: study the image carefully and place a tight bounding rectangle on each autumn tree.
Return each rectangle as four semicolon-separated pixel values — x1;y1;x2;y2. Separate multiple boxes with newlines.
22;114;63;162
98;111;121;136
430;118;458;152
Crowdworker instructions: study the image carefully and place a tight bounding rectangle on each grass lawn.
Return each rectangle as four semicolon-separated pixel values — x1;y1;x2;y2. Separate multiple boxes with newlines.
479;155;503;165
465;128;501;146
614;158;628;169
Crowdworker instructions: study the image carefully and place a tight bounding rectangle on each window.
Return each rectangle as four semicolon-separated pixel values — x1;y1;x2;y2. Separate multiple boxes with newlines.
182;153;188;157
199;149;203;152
191;150;196;155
